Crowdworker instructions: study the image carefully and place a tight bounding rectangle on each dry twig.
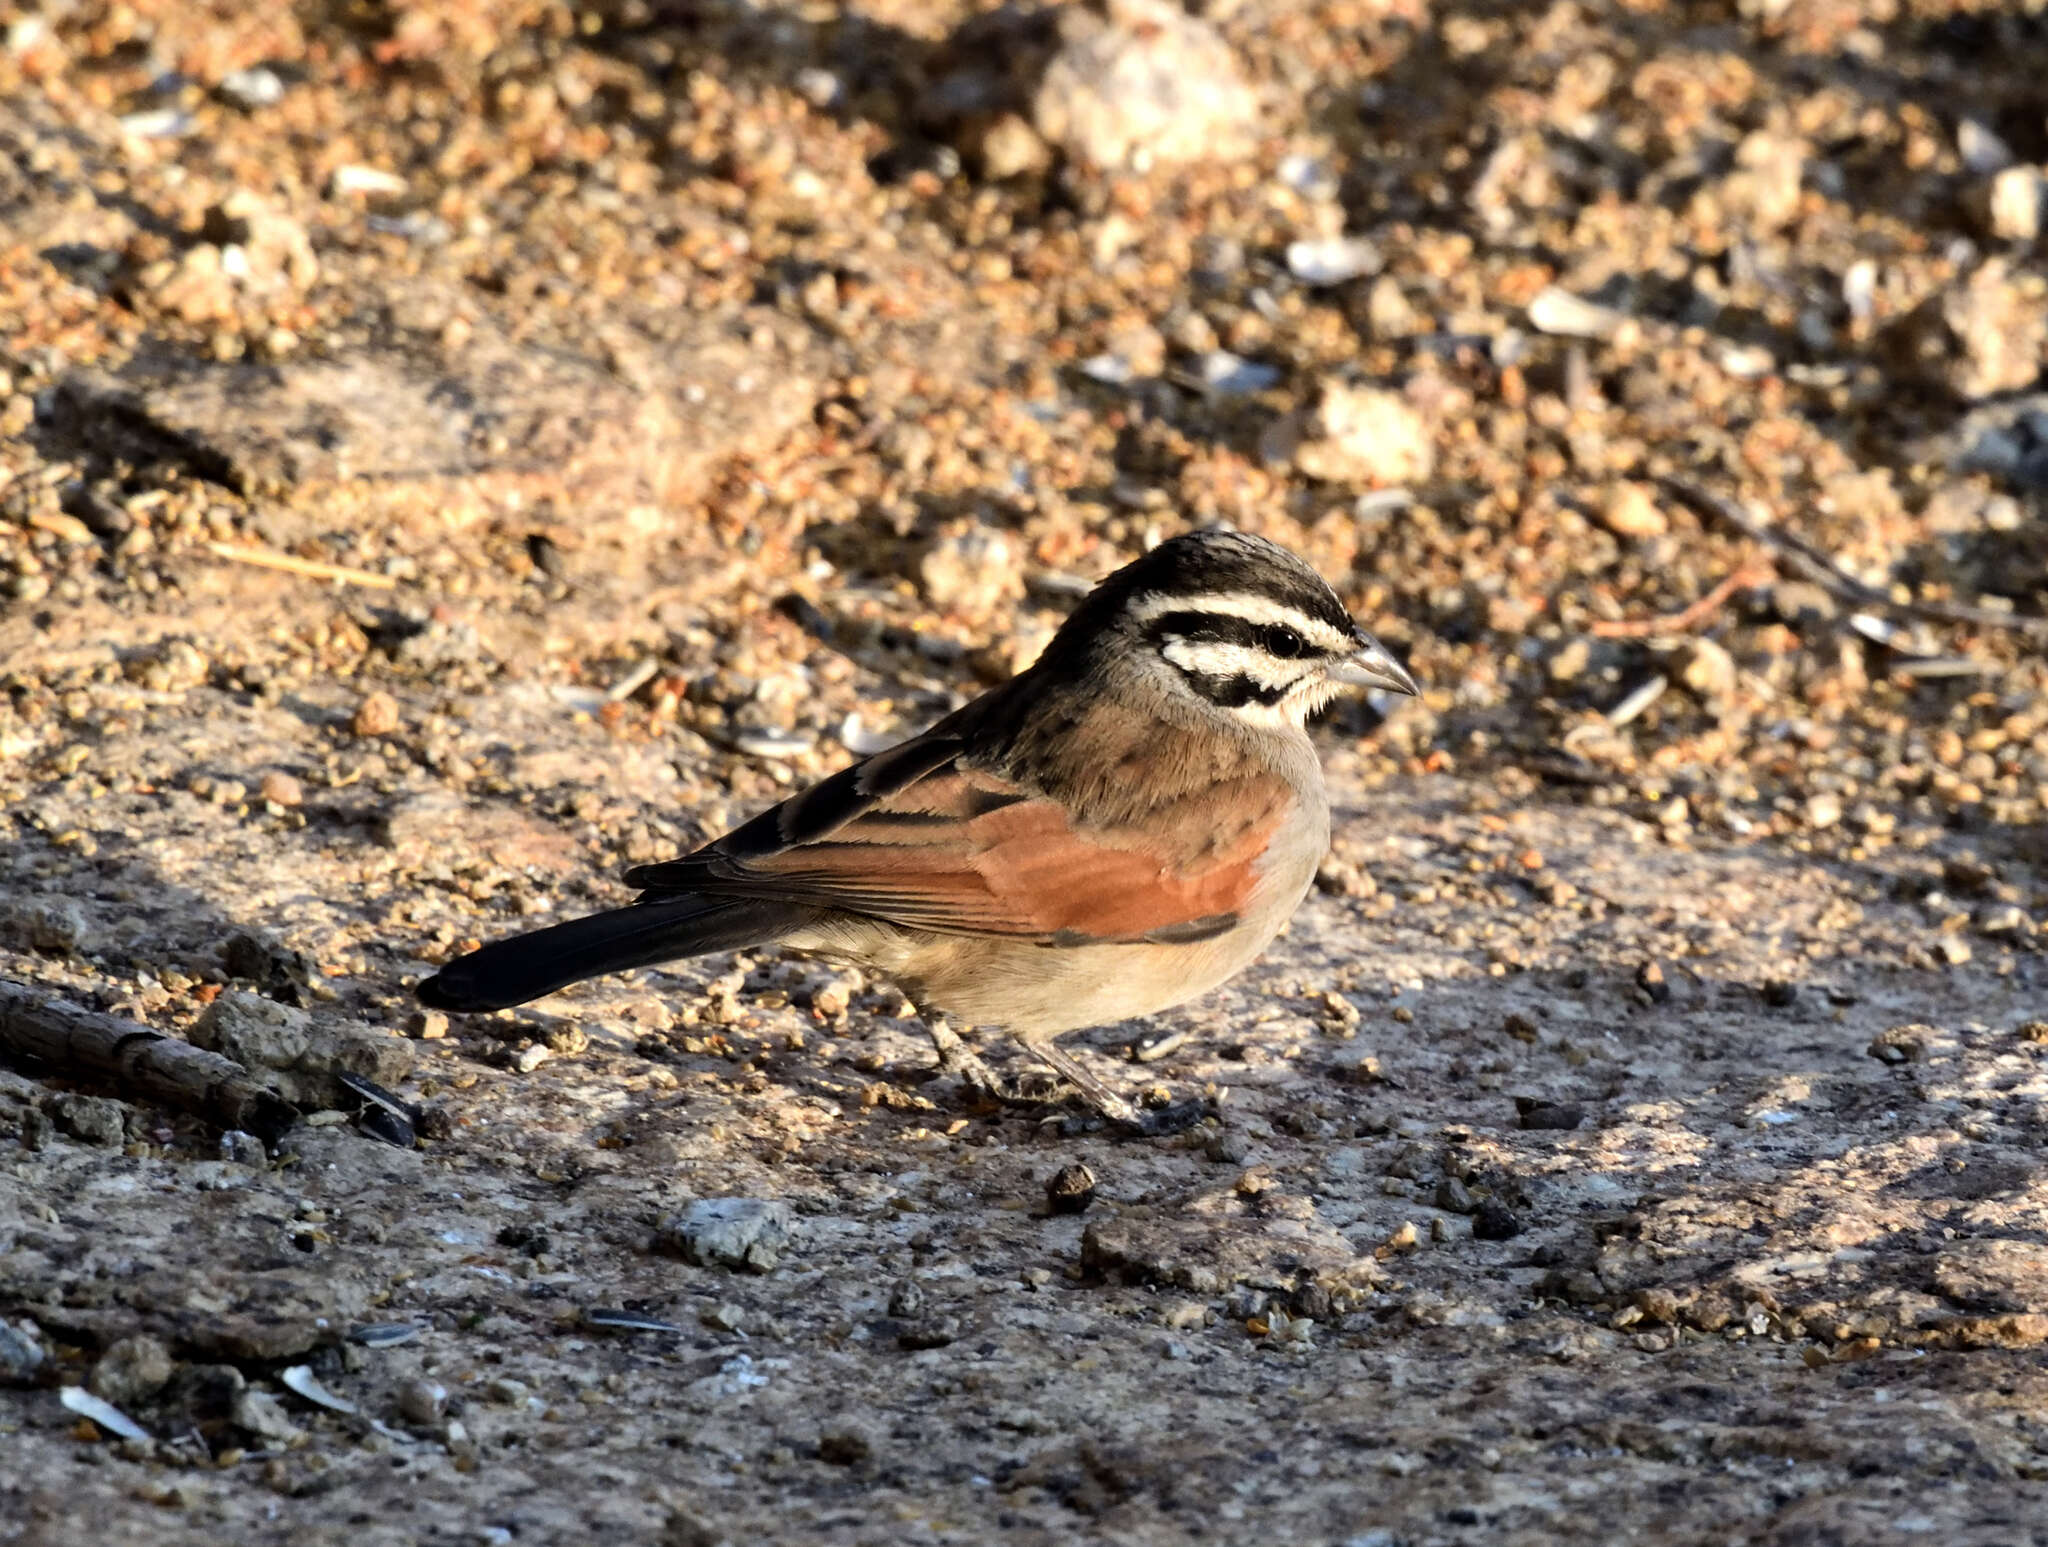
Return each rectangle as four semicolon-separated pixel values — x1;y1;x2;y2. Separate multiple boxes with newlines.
205;541;398;590
0;979;296;1143
1591;562;1773;639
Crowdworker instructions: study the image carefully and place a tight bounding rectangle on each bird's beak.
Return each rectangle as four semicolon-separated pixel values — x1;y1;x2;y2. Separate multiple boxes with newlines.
1325;628;1419;697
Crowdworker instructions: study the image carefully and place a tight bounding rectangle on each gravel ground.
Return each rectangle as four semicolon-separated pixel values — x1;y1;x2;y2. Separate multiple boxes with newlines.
5;0;2048;1542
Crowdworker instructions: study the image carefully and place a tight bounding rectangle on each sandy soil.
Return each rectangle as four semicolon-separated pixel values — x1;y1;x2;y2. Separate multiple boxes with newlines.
5;0;2048;1542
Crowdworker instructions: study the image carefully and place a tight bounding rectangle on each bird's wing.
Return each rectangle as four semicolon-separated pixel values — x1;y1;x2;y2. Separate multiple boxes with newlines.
626;734;1293;946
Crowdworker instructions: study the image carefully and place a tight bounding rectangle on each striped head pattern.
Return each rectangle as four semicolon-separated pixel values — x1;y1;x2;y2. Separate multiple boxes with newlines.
1047;530;1419;728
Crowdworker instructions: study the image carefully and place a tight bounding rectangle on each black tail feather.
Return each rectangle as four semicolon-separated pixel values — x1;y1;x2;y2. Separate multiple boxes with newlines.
418;897;801;1012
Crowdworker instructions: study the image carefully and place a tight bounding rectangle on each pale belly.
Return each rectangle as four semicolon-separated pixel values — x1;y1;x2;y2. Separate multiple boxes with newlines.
784;804;1327;1039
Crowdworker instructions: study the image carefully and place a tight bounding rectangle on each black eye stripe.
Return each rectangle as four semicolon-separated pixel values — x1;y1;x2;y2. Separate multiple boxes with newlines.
1180;671;1291;708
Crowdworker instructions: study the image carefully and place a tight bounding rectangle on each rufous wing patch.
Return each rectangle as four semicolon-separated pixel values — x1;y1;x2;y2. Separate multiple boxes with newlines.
722;763;1290;943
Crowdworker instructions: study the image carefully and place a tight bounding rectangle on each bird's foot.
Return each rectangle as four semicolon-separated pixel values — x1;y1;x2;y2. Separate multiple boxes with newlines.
925;1019;1083;1111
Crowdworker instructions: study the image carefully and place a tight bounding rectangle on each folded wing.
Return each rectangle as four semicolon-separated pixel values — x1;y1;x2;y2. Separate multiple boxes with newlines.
627;750;1290;947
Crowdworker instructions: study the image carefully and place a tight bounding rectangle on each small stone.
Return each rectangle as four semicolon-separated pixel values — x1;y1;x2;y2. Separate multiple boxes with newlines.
1868;1025;1930;1063
1331;1049;1383;1085
5;896;87;953
1031;0;1260;169
218;66;286;110
1433;1176;1476;1214
1471;1200;1523;1241
896;1315;961;1350
410;1009;450;1040
229;1387;303;1445
1804;793;1843;830
1224;1287;1268;1321
1986;165;2046;243
1635;960;1670;1004
1515;1098;1585;1132
219;1130;267;1167
0;1319;47;1384
351;691;401;738
1380;1221;1421;1253
1044;1162;1097;1216
701;1303;749;1334
1771;580;1839;628
1975;904;2030;937
1710;130;1807;233
514;1043;552;1073
396;1379;447;1425
1886;259;2048;400
51;1094;129;1147
817;1420;876;1465
1600;481;1667;538
259;771;304;807
1761;978;1798;1008
1677;638;1737;702
1933;935;1974;966
972;113;1052;179
1290;1282;1333;1321
919;527;1021;619
1547;638;1590;683
484;1377;529;1405
17;1108;53;1152
89;1335;175;1407
192;991;312;1070
655;1198;793;1273
1285;379;1435;486
1204;1130;1249;1166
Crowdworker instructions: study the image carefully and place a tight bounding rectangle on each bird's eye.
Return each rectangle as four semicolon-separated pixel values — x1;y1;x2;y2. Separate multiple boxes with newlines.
1262;625;1306;659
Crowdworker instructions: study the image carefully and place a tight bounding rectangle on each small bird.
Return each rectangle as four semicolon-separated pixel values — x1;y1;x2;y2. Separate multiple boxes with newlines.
418;530;1417;1129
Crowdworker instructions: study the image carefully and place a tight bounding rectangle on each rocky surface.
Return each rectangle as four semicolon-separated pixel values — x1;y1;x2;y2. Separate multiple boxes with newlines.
5;0;2048;1542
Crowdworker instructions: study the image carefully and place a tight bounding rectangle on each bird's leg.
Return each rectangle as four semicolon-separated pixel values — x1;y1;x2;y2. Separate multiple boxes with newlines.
1019;1039;1143;1126
922;1015;1007;1097
923;1017;1081;1109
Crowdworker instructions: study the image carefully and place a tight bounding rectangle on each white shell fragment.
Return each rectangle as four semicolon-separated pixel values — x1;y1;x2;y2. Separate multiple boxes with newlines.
1285;235;1382;286
281;1364;359;1415
1606;673;1669;727
60;1385;149;1440
329;164;409;198
1527;286;1630;340
1187;351;1281;396
839;713;901;756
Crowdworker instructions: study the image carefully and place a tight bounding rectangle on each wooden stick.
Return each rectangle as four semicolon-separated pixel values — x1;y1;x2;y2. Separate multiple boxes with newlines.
205;541;398;591
1590;563;1772;639
1657;476;2048;637
0;980;297;1144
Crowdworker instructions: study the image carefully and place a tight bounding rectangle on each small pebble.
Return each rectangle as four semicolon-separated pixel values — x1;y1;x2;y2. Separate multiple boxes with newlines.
1044;1162;1097;1216
396;1378;447;1425
655;1198;793;1273
817;1420;875;1465
896;1315;960;1350
1472;1200;1524;1240
89;1335;174;1407
351;692;401;737
259;771;304;807
1515;1099;1585;1132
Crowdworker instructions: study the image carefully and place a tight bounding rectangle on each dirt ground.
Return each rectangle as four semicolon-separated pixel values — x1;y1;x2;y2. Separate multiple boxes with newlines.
6;0;2048;1542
